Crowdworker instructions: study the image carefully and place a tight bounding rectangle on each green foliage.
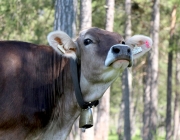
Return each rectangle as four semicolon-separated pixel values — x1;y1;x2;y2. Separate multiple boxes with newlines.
108;133;118;140
108;132;165;140
0;0;54;44
92;0;106;28
113;0;125;34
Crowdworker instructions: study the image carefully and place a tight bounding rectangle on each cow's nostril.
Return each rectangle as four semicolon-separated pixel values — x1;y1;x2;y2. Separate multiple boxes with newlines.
127;48;131;53
112;47;120;54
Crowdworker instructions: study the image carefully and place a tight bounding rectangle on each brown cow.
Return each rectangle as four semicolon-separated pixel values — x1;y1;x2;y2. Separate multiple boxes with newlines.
0;27;152;140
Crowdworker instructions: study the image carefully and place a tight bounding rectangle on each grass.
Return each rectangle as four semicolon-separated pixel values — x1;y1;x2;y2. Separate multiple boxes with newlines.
108;134;118;140
108;133;165;140
108;127;166;140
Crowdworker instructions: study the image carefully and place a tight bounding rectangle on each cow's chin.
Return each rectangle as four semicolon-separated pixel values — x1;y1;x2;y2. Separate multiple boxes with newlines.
111;60;129;69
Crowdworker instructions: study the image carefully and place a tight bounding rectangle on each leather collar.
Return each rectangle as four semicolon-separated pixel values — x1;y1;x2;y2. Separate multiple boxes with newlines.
70;58;99;109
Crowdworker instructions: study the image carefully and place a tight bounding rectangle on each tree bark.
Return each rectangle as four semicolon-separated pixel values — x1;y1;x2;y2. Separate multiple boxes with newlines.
166;5;176;140
117;99;124;140
80;127;94;140
124;0;131;38
54;0;77;38
105;0;114;31
122;0;132;140
122;70;132;140
94;90;110;140
166;47;173;140
80;0;92;30
174;45;180;140
143;0;159;140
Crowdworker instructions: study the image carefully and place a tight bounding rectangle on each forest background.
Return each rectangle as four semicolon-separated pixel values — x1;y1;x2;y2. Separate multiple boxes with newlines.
0;0;180;140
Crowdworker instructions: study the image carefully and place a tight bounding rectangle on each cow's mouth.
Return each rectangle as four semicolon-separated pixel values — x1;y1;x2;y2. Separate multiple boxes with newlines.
105;55;132;67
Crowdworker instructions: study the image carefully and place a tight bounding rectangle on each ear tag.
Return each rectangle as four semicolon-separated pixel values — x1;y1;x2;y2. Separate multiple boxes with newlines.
132;45;142;55
57;44;65;54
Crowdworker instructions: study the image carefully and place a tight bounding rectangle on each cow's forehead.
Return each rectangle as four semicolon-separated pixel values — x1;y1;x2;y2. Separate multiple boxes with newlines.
79;27;123;41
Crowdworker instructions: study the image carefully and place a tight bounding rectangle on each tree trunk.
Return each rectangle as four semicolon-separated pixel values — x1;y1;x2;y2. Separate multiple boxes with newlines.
54;0;77;38
124;0;131;38
143;0;159;140
80;0;92;30
143;72;151;140
166;44;173;140
174;44;180;140
166;5;176;140
80;127;94;140
122;70;132;140
105;0;114;31
94;90;110;140
171;5;179;140
117;99;124;140
122;0;132;140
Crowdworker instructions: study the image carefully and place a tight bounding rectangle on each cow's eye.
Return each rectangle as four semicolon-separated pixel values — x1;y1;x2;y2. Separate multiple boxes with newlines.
84;39;93;46
122;41;125;44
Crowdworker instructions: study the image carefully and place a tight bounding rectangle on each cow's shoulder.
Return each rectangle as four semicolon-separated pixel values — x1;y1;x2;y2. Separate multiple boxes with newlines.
0;41;53;53
0;41;71;130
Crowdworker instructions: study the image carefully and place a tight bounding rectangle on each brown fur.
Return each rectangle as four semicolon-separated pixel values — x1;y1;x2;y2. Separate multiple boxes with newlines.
0;41;78;139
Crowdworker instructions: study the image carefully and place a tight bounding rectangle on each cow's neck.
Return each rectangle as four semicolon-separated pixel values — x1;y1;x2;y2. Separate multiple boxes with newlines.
80;68;122;102
81;71;118;102
80;74;111;102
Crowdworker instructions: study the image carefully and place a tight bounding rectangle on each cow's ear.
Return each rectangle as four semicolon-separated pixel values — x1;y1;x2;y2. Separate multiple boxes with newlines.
47;30;77;58
125;35;153;59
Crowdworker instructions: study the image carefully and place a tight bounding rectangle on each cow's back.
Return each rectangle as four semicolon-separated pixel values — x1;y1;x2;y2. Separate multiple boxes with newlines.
0;41;70;139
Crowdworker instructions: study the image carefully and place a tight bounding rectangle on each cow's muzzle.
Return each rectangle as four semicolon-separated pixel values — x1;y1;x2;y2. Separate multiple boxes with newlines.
105;44;132;67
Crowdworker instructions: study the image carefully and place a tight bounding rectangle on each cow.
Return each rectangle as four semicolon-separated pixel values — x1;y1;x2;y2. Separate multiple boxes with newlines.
0;27;152;140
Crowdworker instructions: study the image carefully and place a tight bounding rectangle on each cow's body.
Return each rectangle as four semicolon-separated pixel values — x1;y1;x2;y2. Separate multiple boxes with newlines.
0;28;152;140
0;41;80;139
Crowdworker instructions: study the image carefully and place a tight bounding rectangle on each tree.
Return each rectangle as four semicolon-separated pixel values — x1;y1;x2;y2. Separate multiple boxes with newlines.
94;90;110;140
173;6;180;136
143;0;159;140
173;7;180;140
121;0;132;140
0;0;54;43
105;0;114;31
54;0;77;38
166;5;177;140
174;34;180;140
80;0;92;30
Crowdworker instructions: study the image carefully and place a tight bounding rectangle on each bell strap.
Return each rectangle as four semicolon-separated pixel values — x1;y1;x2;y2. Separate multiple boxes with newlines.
70;58;99;109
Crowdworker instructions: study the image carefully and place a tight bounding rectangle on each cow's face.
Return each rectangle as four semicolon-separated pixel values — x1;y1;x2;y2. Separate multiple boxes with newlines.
75;28;132;81
47;27;152;102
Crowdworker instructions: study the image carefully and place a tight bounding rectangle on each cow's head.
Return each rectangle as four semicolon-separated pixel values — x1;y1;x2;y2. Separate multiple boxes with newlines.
47;27;152;102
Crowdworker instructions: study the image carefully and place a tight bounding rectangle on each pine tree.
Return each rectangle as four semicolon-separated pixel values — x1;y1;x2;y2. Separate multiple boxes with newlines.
54;0;77;38
143;0;159;140
122;0;132;139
